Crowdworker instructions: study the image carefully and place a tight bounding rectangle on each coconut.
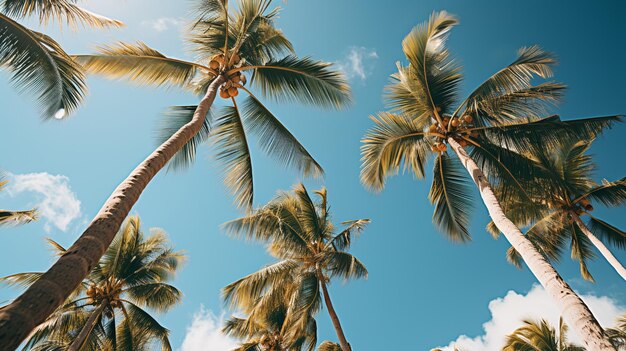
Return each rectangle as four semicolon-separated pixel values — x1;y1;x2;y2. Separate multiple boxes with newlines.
228;87;239;97
219;89;230;99
451;118;460;127
585;204;594;211
209;60;219;70
431;144;439;152
437;143;447;152
240;75;247;86
428;124;438;132
231;53;240;63
230;74;241;83
463;114;473;123
215;54;225;64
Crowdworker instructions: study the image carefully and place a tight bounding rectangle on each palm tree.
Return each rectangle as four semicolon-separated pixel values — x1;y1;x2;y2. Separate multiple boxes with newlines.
0;175;36;226
488;139;626;281
222;184;368;351
503;318;586;351
317;342;341;351
1;215;184;351
606;314;626;349
223;282;317;351
0;0;350;346
359;11;620;350
0;0;121;118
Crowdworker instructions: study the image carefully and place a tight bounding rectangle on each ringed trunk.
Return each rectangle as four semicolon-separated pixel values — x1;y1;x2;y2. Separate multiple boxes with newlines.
67;300;107;351
319;271;352;351
447;137;615;351
574;216;626;281
0;75;227;350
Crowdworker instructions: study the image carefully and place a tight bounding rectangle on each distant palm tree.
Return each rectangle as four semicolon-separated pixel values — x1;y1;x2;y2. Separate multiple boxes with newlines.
488;139;626;281
0;1;350;346
360;11;620;350
0;0;121;118
317;341;341;351
503;318;585;351
223;283;317;351
1;216;184;351
606;314;626;349
0;175;36;226
223;184;368;351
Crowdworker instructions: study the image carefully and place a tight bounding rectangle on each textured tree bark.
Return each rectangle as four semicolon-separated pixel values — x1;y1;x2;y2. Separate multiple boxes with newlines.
319;276;352;351
0;75;226;351
448;137;615;351
574;216;626;281
67;301;107;351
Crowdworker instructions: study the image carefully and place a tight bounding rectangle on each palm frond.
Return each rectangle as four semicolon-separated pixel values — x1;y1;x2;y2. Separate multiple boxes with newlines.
0;209;37;226
3;0;123;28
330;219;370;251
122;301;172;351
124;283;182;313
240;55;351;108
569;223;596;282
1;14;86;118
429;152;473;242
586;215;626;250
317;341;342;351
579;177;626;207
324;251;368;280
360;112;430;191
241;91;323;177
212;103;254;209
74;42;204;89
156;105;213;171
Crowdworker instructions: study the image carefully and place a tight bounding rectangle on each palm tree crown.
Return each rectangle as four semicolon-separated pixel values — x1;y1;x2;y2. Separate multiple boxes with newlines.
0;175;37;226
0;0;121;118
74;0;351;209
503;318;585;351
222;184;369;351
1;216;184;350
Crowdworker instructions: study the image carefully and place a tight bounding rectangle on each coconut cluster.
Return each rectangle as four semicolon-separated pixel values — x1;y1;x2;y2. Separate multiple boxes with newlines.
427;113;477;152
259;333;283;351
208;52;248;99
85;279;122;309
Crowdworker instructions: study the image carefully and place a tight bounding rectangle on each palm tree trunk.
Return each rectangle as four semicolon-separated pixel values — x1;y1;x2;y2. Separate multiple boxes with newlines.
574;216;626;281
67;301;107;351
319;275;351;351
447;137;615;351
0;75;227;351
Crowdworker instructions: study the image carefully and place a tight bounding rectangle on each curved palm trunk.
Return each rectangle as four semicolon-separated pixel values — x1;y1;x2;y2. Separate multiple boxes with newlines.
319;277;351;351
67;300;107;351
574;216;626;281
447;137;615;351
0;75;226;350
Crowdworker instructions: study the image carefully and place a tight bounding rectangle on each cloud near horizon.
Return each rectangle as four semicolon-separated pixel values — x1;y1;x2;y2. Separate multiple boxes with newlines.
433;284;625;351
336;46;378;82
7;172;82;232
179;306;238;351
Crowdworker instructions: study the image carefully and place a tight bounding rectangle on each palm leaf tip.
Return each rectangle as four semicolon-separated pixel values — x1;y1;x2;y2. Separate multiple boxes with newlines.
2;0;124;29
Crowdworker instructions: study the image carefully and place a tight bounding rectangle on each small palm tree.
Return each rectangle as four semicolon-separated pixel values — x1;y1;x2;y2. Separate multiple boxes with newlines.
0;1;350;346
1;216;184;351
360;11;620;350
0;0;121;118
488;139;626;281
606;314;626;349
0;176;36;226
223;184;369;351
503;318;586;351
223;283;317;351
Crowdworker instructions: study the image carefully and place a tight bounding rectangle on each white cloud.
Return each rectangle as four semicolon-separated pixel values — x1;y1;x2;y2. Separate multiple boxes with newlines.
141;17;186;32
433;284;625;351
179;306;238;351
336;46;378;81
7;172;82;232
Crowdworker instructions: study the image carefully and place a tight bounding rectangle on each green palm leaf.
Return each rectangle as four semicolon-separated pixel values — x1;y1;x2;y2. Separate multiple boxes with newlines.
586;215;626;250
579;177;626;207
324;251;368;280
0;13;86;118
429;152;473;242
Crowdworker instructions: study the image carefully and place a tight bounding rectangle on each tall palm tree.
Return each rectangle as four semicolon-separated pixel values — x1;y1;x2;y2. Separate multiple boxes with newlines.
0;0;121;118
359;11;621;350
487;139;626;281
503;318;586;351
223;184;368;351
0;1;350;346
223;282;318;351
1;215;184;351
0;175;36;226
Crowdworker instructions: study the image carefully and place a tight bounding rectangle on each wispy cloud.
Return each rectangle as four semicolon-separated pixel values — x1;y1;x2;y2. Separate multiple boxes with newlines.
179;306;238;351
336;46;378;82
433;284;625;351
7;172;82;233
141;17;186;32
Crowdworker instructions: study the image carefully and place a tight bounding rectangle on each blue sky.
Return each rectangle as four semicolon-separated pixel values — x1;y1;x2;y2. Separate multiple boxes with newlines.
1;1;625;350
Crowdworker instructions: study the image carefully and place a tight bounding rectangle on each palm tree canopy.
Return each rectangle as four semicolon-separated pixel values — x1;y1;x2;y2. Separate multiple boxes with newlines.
486;139;626;281
222;184;368;348
0;175;37;226
360;10;622;242
503;318;585;351
0;0;122;118
73;0;351;210
1;216;185;350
